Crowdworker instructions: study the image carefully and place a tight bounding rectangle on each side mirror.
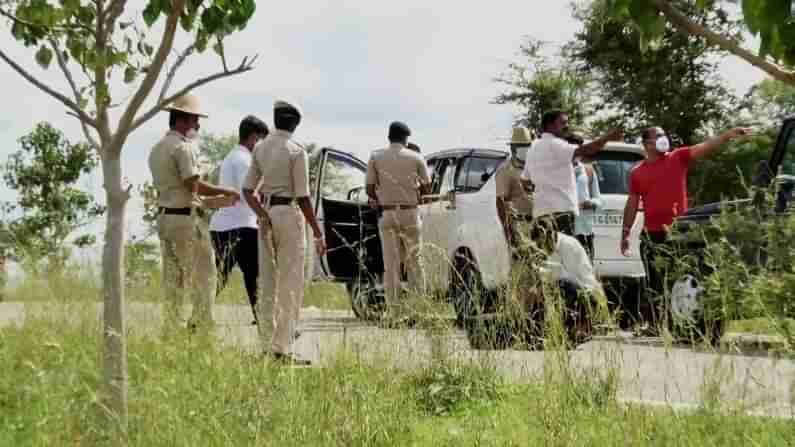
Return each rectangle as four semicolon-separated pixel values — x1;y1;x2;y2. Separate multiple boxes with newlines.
753;160;774;188
347;186;365;202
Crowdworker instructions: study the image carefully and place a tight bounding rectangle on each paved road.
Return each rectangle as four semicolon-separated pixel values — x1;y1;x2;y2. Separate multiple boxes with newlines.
2;302;794;418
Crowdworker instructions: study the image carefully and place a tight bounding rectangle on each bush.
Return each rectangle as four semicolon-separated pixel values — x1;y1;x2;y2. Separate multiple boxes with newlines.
408;360;503;416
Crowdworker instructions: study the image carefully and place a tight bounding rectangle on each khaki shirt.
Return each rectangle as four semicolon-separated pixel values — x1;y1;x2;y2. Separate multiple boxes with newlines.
366;143;431;206
243;129;309;198
148;130;199;208
495;159;532;217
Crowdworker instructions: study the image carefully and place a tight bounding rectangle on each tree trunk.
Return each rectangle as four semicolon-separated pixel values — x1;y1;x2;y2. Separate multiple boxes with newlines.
100;149;129;435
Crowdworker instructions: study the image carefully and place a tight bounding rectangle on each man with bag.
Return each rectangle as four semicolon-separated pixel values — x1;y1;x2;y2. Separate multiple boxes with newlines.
242;100;326;365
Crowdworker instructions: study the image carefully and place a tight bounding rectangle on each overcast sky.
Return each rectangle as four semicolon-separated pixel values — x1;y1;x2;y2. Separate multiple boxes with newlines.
0;0;767;256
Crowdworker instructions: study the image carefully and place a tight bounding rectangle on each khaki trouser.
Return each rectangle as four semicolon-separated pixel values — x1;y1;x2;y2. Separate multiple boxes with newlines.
379;208;424;306
256;205;306;355
157;213;216;326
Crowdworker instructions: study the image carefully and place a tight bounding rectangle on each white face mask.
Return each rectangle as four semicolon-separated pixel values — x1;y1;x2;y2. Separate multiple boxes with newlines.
656;135;670;153
185;128;199;141
515;146;529;163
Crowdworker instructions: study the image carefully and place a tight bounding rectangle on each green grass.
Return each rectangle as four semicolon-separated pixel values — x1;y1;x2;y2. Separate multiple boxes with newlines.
2;266;352;311
2;314;794;446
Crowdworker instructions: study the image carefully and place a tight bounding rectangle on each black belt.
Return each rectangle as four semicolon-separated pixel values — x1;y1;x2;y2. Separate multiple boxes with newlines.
512;213;533;222
159;207;191;215
381;204;417;210
269;196;296;207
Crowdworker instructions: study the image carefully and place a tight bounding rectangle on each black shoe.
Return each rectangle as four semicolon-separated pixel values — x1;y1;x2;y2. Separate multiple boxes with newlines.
267;352;311;366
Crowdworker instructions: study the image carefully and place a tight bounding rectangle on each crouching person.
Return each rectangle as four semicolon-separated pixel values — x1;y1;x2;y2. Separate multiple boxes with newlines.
525;219;607;348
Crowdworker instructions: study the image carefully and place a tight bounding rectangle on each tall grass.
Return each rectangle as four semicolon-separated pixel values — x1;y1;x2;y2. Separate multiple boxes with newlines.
2;312;794;446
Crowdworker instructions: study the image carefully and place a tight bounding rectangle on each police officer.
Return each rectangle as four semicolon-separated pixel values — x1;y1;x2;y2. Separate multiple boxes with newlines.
496;127;534;250
148;93;239;329
242;100;325;365
366;122;431;315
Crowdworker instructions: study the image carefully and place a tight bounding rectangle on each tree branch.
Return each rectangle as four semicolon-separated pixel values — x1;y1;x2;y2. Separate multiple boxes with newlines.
50;39;99;149
158;44;195;104
652;0;795;85
113;0;186;150
130;55;257;133
104;0;126;29
0;47;98;129
94;0;112;144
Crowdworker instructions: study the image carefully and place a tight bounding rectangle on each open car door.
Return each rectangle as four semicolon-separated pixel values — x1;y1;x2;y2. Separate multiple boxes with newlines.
312;148;383;283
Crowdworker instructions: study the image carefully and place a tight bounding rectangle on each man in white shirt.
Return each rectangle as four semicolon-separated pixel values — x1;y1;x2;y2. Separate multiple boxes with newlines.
521;110;621;237
210;115;269;324
537;220;607;346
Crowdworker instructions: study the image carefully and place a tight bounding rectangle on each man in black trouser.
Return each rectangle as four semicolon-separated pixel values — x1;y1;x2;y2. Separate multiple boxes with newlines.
209;116;269;324
637;230;673;328
520;110;622;240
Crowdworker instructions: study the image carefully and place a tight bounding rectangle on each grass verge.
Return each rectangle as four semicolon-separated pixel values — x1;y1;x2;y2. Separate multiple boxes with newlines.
1;314;794;446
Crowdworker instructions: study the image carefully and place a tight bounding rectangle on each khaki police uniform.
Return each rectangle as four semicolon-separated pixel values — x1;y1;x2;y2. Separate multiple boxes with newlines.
498;127;534;250
148;130;217;326
495;160;533;218
366;143;431;306
243;126;309;356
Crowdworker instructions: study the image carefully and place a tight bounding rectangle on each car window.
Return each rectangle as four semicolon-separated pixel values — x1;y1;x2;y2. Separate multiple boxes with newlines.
426;158;438;187
439;158;458;195
593;152;645;195
455;156;503;193
430;158;452;194
321;152;367;202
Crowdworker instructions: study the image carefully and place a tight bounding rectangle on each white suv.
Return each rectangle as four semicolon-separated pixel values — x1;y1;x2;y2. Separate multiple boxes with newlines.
310;144;645;321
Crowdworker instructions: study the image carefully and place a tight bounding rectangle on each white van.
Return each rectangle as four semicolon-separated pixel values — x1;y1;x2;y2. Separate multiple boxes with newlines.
309;143;645;321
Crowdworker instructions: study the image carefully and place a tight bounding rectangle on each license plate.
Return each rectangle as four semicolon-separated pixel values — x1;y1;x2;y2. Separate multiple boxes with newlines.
592;213;622;226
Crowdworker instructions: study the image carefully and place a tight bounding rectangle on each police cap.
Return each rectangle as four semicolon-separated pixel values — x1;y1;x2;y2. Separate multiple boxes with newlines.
388;121;411;141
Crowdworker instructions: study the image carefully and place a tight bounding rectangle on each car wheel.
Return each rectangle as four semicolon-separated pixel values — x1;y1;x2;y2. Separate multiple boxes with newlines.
452;254;513;349
346;276;385;321
670;274;725;346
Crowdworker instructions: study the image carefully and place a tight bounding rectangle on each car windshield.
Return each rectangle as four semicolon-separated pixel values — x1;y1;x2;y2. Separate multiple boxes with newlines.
592;151;645;195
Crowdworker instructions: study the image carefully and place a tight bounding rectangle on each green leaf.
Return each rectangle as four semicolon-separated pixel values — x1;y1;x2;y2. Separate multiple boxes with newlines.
35;46;53;69
212;41;224;57
142;1;161;27
124;66;137;84
200;6;225;33
195;31;209;53
742;0;764;34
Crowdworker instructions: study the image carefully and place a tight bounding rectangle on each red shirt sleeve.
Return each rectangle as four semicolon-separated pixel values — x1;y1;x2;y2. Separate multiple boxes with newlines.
673;147;693;167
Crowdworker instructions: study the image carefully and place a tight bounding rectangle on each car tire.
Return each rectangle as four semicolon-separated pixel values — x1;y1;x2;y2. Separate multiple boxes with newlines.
669;274;725;346
451;254;513;349
346;275;385;321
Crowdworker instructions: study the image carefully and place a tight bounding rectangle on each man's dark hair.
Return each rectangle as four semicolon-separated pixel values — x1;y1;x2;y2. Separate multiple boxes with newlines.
169;110;193;129
407;142;421;153
274;107;301;132
541;110;566;132
641;127;661;141
388;121;411;143
239;115;268;143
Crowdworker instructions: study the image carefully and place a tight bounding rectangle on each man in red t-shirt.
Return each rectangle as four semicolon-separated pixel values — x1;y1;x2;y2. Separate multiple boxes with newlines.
620;126;751;329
